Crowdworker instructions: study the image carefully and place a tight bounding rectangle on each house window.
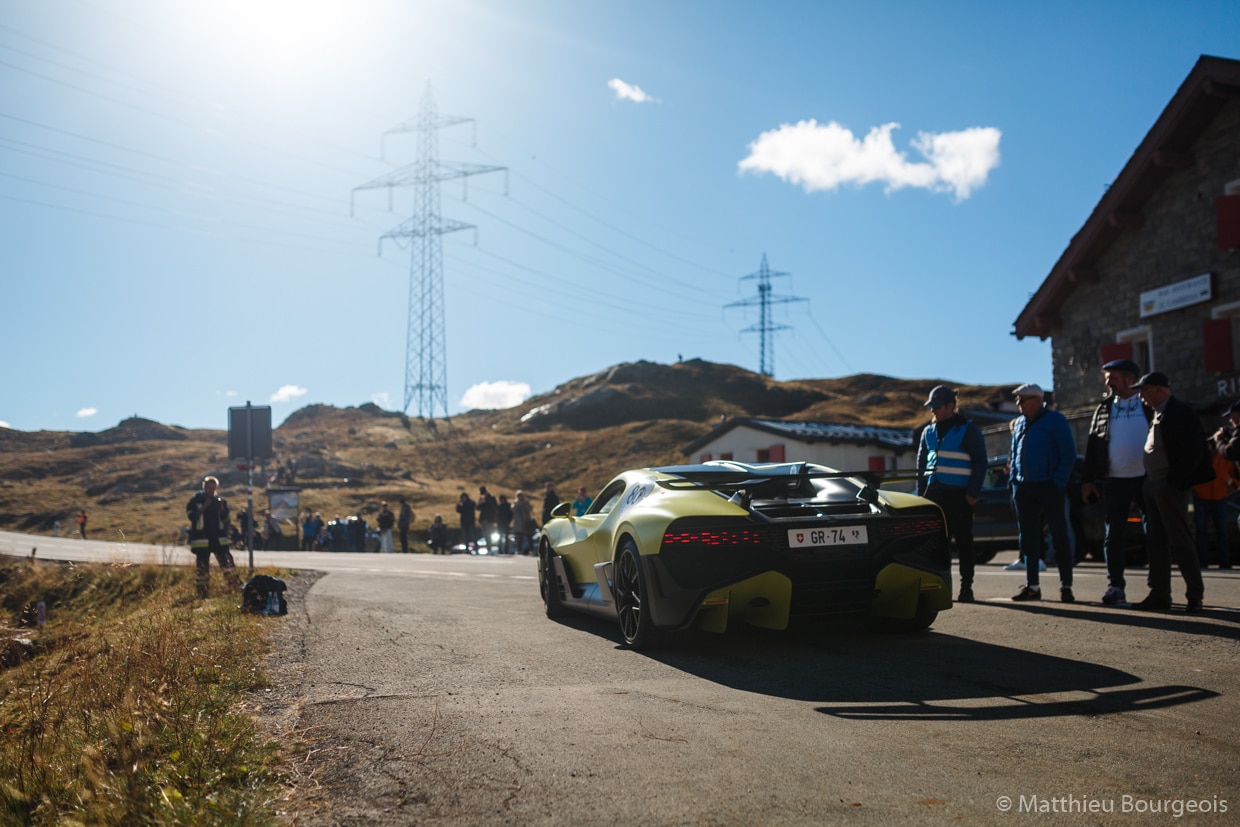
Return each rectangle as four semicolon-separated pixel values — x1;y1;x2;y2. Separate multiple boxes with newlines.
868;456;886;472
756;445;786;463
719;452;733;461
699;453;712;463
1113;325;1153;374
1209;301;1240;372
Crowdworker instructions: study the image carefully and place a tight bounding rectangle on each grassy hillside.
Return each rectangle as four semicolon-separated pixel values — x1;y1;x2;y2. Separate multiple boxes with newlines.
0;360;1016;546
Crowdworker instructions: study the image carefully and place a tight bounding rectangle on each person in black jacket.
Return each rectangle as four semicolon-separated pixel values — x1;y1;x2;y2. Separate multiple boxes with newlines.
186;476;241;597
1080;358;1152;605
1130;372;1213;613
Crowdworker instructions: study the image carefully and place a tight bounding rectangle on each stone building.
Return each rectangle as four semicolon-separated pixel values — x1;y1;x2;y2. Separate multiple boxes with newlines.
1014;55;1240;431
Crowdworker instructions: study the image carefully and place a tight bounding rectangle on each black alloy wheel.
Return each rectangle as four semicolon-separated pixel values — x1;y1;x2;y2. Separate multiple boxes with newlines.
539;542;568;618
613;540;661;649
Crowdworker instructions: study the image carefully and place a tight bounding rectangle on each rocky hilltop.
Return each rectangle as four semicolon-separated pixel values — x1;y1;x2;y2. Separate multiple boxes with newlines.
0;360;1016;546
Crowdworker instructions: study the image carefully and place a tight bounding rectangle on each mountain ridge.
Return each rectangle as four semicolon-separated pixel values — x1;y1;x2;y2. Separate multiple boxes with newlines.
0;359;1020;545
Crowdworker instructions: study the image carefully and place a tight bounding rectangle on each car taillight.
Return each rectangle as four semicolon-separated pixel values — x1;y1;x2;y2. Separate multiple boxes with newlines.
874;518;944;538
662;528;769;546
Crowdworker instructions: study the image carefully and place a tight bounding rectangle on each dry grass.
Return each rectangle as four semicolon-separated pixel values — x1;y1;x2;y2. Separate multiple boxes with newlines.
0;557;287;826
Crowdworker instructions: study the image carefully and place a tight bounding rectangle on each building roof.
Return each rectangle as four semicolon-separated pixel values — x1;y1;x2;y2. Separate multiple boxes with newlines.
1014;55;1240;341
682;417;914;456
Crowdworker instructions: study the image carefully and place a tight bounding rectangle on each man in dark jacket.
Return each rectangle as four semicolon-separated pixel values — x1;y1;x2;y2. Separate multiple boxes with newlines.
186;475;241;597
397;497;415;554
1130;372;1213;612
1080;359;1152;605
915;385;988;603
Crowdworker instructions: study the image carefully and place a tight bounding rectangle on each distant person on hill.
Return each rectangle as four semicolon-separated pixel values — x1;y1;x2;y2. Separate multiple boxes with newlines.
262;510;283;550
572;486;594;516
77;510;87;539
301;510;317;552
512;490;537;556
376;501;396;553
349;513;368;552
186;476;241;598
542;482;560;525
477;486;498;552
497;494;513;554
428;514;449;554
456;492;477;550
398;497;415;553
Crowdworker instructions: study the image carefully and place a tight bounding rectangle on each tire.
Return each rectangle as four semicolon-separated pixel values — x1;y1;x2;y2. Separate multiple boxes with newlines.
613;540;662;649
539;541;568;619
973;547;997;565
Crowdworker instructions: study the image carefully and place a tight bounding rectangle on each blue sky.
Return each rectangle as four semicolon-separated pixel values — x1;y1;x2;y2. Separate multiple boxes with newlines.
2;0;1237;432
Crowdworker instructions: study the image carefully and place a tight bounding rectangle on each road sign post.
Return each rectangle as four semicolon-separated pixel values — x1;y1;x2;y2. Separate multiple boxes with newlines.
228;402;272;572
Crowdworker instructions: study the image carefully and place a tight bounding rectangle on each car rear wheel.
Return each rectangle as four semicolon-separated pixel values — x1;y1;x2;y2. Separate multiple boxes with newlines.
613;540;662;649
539;541;568;619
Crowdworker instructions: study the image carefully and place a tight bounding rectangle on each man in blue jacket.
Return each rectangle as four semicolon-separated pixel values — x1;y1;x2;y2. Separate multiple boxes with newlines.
916;385;988;603
1009;384;1078;602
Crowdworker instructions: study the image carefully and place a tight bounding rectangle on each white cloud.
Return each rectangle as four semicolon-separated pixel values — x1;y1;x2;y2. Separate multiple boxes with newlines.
459;380;532;411
270;385;308;404
738;120;1001;201
608;77;659;104
0;420;10;429
371;391;391;409
76;407;97;419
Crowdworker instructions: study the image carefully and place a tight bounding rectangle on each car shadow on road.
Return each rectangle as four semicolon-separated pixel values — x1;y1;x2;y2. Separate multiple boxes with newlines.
555;615;1219;722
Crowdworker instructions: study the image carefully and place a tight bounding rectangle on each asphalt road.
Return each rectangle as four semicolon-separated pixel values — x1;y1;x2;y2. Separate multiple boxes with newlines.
3;530;1239;825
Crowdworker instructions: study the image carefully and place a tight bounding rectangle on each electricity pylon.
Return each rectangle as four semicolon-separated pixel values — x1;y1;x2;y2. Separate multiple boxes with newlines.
351;84;506;419
725;254;808;377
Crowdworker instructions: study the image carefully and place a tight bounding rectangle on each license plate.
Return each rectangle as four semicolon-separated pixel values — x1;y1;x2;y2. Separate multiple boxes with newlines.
787;526;868;548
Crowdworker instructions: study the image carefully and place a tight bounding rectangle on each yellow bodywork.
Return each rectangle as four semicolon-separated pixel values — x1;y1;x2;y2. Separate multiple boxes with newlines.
870;562;952;619
694;571;794;633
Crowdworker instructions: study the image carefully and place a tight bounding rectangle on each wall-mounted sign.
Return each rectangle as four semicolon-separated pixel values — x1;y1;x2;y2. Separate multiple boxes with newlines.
1140;273;1212;318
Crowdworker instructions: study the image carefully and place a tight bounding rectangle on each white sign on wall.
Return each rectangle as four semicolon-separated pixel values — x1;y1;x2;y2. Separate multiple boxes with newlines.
1140;273;1212;318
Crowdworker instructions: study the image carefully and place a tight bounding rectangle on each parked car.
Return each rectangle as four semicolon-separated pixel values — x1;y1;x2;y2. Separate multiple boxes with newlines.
971;456;1145;566
538;461;953;648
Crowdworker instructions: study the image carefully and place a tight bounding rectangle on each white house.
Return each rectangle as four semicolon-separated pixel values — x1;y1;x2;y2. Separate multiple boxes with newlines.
682;418;916;473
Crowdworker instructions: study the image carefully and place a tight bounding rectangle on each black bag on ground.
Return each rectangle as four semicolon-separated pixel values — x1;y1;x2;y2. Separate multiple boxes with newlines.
241;575;288;615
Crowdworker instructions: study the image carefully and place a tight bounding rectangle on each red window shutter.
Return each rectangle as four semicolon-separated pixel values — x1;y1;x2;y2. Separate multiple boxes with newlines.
1100;342;1133;366
1217;195;1240;250
769;444;786;462
1203;318;1234;372
868;456;886;472
699;453;712;463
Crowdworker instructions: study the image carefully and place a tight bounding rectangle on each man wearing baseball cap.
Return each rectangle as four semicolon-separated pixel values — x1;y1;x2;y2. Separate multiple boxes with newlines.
1080;358;1153;605
915;385;988;603
1008;384;1077;602
1129;372;1213;612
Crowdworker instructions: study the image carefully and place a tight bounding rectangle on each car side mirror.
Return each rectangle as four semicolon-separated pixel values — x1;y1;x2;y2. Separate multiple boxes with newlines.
551;501;573;519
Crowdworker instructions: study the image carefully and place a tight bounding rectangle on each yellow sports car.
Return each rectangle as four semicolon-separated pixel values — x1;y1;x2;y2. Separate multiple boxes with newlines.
538;461;952;648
